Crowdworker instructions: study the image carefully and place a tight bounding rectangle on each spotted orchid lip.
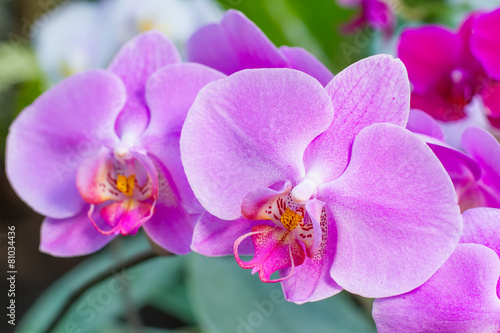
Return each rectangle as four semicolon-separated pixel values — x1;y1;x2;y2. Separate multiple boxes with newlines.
234;181;327;283
233;225;305;283
75;147;158;236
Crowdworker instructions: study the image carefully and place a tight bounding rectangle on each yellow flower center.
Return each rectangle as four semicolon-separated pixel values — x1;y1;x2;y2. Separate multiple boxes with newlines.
280;207;303;231
117;174;135;196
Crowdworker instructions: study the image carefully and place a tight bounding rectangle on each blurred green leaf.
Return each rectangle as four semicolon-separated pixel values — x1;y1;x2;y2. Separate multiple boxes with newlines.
187;254;377;333
17;233;194;333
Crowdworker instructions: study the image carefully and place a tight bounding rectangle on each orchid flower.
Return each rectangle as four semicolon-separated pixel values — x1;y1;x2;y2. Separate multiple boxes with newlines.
398;11;500;130
373;207;500;332
6;31;225;256
337;0;394;37
408;110;500;212
470;7;500;129
181;54;462;304
186;9;333;86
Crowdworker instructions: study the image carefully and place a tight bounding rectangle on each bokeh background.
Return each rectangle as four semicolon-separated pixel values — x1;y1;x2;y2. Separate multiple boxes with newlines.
0;0;496;332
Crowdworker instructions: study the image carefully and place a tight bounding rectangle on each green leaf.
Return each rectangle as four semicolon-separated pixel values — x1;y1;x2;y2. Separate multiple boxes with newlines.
17;233;194;333
187;254;376;333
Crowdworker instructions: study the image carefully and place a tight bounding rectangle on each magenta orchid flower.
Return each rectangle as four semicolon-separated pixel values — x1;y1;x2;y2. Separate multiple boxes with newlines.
408;110;500;212
181;54;462;304
186;9;333;86
398;12;500;128
373;207;500;332
6;31;225;257
471;7;500;129
337;0;394;37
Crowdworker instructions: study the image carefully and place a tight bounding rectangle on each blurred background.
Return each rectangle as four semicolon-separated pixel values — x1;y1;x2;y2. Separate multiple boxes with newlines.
0;0;496;332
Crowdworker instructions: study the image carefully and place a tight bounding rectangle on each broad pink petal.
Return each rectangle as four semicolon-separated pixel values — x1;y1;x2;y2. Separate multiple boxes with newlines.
180;68;334;220
304;55;409;182
428;143;485;212
40;207;116;257
461;207;500;258
109;31;181;139
373;244;500;333
142;202;195;255
143;63;226;142
6;70;126;219
234;225;305;283
462;207;500;295
322;123;462;297
398;26;461;92
471;8;500;81
406;109;444;140
462;126;500;190
427;142;482;183
186;10;287;75
141;63;225;214
281;205;343;304
279;46;333;86
191;212;268;256
141;159;196;255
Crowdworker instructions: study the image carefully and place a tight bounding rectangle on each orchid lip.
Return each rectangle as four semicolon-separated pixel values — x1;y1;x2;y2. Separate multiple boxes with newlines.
77;149;157;236
235;182;327;283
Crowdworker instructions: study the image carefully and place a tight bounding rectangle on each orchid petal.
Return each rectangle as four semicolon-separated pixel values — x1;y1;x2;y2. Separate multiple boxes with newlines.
322;123;462;297
142;158;196;255
40;207;116;257
143;63;226;141
406;109;445;140
6;70;125;219
461;207;500;259
109;31;181;139
191;212;267;257
180;68;334;220
141;63;225;214
279;46;333;86
398;25;461;92
304;54;409;182
462;127;500;197
373;244;500;333
186;10;287;75
142;202;195;255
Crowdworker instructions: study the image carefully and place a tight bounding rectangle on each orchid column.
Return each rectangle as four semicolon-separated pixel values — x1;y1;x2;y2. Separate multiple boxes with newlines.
181;54;462;304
